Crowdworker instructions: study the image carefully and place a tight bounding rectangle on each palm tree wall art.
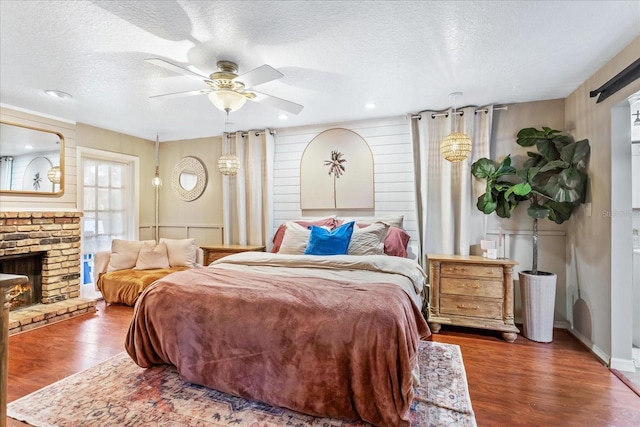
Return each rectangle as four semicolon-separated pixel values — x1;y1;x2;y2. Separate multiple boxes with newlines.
300;128;374;210
324;150;346;209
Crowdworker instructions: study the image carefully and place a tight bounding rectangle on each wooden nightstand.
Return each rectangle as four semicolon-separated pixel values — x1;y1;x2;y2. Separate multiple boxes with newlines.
427;254;520;342
201;244;266;265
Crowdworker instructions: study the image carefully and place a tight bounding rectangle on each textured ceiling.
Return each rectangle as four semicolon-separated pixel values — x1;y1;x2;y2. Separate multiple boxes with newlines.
1;0;639;142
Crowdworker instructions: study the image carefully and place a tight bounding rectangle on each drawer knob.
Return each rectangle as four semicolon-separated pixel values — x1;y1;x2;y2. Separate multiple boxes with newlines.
457;305;480;310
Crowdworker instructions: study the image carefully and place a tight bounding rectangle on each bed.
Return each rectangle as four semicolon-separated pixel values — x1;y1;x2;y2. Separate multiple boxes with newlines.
126;249;430;426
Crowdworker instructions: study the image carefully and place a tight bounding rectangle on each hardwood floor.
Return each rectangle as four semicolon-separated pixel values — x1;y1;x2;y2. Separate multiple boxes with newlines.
5;301;640;426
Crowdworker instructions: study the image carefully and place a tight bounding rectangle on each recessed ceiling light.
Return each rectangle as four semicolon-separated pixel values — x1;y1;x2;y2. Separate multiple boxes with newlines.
44;90;72;99
278;114;288;120
365;103;376;109
25;145;33;149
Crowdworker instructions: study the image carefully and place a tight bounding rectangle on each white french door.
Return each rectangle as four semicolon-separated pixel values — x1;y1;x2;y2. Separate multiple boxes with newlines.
77;147;139;299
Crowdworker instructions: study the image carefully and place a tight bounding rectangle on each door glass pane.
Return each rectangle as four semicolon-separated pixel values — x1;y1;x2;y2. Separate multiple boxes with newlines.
97;164;110;187
111;165;123;188
83;187;96;210
111;188;124;210
81;153;134;299
84;162;96;186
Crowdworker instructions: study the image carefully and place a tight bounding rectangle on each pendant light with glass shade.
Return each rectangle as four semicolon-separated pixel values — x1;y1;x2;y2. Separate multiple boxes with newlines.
152;135;163;187
151;134;162;242
440;92;472;162
47;166;61;191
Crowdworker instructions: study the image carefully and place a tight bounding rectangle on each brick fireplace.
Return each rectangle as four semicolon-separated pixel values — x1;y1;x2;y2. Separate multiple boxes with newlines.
0;211;97;334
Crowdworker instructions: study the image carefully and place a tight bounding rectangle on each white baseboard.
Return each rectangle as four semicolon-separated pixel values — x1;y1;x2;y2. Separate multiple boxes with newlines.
610;357;638;372
553;320;571;329
567;327;610;367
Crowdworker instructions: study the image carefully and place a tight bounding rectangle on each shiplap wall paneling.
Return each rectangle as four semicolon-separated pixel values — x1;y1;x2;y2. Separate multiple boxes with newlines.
272;116;418;245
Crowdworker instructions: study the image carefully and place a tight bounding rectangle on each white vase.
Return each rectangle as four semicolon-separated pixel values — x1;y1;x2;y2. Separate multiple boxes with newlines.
519;271;557;343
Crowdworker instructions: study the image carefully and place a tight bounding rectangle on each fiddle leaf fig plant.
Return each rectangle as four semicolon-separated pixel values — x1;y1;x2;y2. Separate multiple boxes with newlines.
471;127;590;275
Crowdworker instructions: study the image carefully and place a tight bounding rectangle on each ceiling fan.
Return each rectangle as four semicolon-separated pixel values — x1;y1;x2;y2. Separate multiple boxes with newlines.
145;58;304;115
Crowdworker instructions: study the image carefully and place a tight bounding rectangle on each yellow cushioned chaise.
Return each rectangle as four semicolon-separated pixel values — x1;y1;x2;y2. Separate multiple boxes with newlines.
94;238;203;306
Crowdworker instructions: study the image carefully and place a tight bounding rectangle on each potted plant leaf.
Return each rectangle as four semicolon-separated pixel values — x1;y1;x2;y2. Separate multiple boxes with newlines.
471;127;590;342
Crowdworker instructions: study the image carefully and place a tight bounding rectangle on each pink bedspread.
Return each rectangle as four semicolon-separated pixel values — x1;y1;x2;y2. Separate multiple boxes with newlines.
125;259;430;427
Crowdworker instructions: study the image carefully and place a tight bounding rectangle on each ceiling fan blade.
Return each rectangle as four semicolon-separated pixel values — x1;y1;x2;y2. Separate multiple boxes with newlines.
145;58;209;80
237;64;283;88
251;91;304;115
150;88;212;99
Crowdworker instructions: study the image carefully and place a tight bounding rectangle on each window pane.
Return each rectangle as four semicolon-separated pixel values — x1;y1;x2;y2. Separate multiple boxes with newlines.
84;187;95;210
111;212;124;235
83;213;96;236
84;163;96;186
111;188;124;210
97;164;110;187
97;188;110;210
111;165;123;188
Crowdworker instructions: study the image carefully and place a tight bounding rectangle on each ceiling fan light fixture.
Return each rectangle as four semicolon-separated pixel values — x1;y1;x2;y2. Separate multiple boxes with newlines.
208;90;247;112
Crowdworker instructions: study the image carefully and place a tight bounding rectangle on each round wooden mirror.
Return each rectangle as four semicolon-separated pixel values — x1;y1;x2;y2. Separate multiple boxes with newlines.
171;156;207;201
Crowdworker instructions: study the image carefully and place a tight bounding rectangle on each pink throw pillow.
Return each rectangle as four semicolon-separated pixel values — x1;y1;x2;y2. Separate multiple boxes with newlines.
383;226;411;258
271;218;337;253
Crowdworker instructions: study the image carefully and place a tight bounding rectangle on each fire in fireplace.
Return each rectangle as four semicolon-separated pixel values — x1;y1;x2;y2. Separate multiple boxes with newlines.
0;252;44;310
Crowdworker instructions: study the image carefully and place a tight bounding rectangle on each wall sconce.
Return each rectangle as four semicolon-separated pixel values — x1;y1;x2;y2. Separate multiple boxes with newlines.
218;154;241;176
440;92;472;162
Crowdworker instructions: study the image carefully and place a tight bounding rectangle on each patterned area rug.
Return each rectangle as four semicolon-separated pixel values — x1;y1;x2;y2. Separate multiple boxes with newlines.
8;341;476;427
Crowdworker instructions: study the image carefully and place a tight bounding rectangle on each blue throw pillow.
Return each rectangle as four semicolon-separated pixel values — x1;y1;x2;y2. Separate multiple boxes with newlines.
304;221;355;256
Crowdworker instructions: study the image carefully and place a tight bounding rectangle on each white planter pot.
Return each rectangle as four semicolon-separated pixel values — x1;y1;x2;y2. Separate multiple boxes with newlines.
519;271;557;343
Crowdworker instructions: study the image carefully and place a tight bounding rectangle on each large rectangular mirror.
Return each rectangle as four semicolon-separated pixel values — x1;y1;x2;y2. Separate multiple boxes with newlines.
0;121;64;195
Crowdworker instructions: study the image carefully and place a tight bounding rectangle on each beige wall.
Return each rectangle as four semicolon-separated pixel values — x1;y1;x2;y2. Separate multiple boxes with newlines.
155;136;224;246
487;99;570;321
564;36;640;362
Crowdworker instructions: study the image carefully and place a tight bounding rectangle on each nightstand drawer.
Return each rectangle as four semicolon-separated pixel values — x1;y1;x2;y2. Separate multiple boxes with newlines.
205;252;228;264
201;245;266;266
441;263;503;279
440;295;503;320
441;278;503;298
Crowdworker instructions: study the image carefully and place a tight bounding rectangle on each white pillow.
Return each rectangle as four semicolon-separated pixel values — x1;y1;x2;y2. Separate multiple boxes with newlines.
340;214;404;230
107;239;155;272
134;241;170;270
348;221;390;255
278;222;311;255
160;238;197;268
377;214;404;229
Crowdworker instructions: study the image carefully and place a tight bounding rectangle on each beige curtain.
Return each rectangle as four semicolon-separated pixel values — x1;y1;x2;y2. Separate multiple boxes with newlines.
222;130;274;247
411;106;494;263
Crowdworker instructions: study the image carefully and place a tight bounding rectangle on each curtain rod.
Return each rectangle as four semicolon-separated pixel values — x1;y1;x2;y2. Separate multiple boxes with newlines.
410;105;508;120
225;129;276;138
